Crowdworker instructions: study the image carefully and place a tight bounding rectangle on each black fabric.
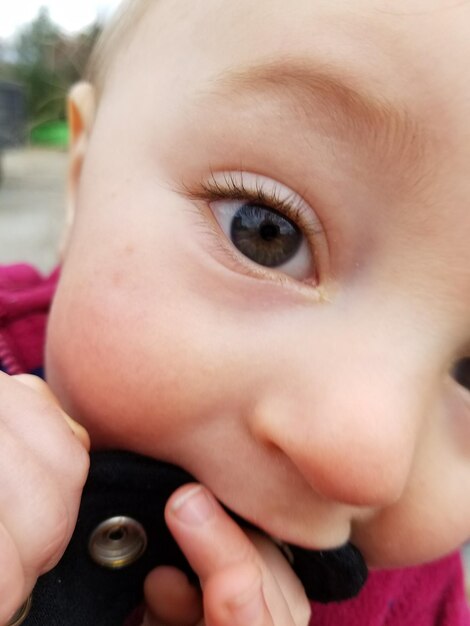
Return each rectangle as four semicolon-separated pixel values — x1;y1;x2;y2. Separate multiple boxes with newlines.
23;451;196;626
289;543;368;603
22;451;368;625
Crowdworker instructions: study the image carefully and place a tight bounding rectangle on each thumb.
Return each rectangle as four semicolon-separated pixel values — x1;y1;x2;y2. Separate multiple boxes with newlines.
13;374;91;450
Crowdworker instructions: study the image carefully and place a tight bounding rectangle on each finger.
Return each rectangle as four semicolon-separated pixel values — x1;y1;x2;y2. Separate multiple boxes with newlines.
143;566;203;626
0;374;90;536
203;560;275;626
0;374;90;501
0;373;90;623
12;374;90;450
0;427;76;580
165;485;298;625
247;533;312;626
0;375;89;584
0;522;26;626
165;484;259;580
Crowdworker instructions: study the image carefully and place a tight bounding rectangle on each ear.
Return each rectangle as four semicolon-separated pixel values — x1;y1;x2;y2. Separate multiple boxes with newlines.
61;81;96;256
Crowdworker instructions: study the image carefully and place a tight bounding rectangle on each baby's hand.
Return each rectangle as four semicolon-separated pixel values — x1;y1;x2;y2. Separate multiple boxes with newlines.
0;373;89;625
143;485;311;626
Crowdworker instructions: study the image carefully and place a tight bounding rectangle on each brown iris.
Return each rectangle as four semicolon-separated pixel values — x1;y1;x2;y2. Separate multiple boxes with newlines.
230;203;302;267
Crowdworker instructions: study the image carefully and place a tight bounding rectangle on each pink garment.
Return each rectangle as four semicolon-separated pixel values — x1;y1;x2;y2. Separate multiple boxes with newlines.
0;263;58;374
1;263;469;625
122;555;470;626
309;552;469;625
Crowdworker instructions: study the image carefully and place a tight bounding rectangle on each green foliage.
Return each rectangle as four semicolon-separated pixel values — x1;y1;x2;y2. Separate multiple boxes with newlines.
9;7;100;126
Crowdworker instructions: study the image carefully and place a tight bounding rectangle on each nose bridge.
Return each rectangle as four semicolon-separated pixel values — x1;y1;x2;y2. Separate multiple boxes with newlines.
253;325;430;508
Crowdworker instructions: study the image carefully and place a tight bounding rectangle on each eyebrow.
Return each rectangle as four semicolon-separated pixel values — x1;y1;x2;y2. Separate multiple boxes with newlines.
205;59;429;185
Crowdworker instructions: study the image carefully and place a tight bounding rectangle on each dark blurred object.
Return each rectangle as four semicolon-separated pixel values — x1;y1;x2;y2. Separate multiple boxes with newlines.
0;80;26;185
0;80;26;148
23;451;368;625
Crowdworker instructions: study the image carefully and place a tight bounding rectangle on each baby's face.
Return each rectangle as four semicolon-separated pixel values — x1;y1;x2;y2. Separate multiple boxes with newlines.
46;0;470;569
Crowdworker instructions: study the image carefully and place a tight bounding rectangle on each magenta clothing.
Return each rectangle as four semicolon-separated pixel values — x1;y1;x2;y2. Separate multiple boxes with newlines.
309;553;469;625
1;263;469;626
0;263;58;375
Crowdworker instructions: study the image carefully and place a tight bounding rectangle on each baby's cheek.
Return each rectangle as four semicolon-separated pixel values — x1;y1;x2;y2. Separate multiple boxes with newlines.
354;453;470;568
45;280;212;452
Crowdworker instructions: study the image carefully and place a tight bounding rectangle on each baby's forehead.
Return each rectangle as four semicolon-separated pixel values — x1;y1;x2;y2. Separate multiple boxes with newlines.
91;0;470;178
92;0;469;89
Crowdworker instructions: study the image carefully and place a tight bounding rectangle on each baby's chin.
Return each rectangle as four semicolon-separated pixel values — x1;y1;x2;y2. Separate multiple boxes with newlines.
224;495;464;576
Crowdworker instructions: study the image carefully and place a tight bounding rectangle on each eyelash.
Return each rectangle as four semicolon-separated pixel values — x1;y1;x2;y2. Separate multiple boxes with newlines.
198;172;320;237
182;172;322;283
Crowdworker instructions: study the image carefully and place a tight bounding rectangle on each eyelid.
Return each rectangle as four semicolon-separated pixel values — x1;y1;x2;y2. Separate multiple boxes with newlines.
180;171;329;290
192;171;323;240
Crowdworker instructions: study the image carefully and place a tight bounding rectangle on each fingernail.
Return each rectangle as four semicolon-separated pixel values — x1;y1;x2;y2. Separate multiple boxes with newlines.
171;485;214;525
227;575;264;625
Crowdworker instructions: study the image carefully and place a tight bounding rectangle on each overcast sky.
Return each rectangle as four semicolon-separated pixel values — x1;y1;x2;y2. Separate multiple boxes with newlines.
0;0;122;39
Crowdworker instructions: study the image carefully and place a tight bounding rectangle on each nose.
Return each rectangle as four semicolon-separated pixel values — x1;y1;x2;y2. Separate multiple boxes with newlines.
251;335;430;508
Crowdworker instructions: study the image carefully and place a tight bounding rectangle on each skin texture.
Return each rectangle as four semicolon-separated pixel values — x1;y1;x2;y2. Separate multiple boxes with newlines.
35;0;470;623
0;374;89;625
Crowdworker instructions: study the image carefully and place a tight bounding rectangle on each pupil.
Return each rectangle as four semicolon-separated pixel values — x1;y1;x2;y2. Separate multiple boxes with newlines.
259;222;280;242
230;203;302;268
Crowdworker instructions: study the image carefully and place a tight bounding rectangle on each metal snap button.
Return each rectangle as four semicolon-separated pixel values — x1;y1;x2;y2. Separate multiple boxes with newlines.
88;516;147;569
7;595;32;626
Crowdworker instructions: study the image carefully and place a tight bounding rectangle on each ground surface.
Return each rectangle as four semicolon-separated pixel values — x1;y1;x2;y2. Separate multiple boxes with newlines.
0;147;67;273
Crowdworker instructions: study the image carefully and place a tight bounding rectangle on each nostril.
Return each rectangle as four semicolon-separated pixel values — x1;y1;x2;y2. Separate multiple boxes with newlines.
452;357;470;391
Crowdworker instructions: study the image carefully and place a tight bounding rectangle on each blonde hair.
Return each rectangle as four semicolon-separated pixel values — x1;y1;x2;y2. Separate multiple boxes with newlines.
85;0;152;94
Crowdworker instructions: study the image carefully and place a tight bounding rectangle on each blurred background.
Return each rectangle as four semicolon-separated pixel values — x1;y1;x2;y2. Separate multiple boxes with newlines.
0;0;119;271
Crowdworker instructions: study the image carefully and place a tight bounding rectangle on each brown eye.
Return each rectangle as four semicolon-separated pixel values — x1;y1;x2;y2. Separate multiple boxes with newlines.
453;357;470;391
211;198;314;280
231;204;302;268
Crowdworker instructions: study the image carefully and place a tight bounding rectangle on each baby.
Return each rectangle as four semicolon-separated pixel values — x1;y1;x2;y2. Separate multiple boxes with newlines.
1;0;470;624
